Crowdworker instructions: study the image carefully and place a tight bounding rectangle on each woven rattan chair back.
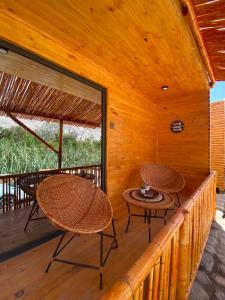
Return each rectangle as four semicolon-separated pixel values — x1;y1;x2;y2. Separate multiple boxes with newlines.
140;163;185;193
36;174;113;234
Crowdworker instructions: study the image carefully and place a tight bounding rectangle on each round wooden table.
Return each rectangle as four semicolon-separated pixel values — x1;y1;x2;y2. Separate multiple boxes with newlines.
123;188;175;242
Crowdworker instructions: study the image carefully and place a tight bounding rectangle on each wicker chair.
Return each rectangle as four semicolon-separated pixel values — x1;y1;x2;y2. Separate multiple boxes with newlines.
36;174;118;289
140;164;185;207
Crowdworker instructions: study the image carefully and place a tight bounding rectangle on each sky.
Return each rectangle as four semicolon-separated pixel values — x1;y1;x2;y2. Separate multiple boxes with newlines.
210;81;225;103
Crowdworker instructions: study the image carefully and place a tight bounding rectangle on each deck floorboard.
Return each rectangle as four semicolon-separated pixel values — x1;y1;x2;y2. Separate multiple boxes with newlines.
0;205;56;255
0;193;188;300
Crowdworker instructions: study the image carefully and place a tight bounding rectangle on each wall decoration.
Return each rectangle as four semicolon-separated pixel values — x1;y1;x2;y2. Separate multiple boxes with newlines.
170;120;184;133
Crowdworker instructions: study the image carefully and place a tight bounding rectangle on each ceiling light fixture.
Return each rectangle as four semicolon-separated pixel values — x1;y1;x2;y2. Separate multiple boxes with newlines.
0;47;8;54
162;85;169;91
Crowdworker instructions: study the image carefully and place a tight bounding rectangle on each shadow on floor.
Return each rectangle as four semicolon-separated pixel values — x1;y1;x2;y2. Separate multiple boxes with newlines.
0;205;60;262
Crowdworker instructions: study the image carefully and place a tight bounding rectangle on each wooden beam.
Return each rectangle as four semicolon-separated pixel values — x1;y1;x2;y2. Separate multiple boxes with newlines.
58;120;63;169
0;108;100;128
180;0;216;86
7;112;59;154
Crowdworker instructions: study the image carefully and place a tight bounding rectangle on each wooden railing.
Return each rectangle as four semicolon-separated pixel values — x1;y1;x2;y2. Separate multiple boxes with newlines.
101;172;217;300
0;164;101;213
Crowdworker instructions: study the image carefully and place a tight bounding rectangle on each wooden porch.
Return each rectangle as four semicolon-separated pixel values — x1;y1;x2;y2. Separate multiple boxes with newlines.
0;205;56;257
0;165;101;259
0;173;216;300
1;191;186;300
0;0;223;299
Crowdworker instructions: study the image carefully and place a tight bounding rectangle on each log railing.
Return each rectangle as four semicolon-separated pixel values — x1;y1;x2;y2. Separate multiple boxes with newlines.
101;172;217;300
0;164;101;213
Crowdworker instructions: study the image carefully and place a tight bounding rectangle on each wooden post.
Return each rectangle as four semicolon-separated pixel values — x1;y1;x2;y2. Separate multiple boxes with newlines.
58;120;63;169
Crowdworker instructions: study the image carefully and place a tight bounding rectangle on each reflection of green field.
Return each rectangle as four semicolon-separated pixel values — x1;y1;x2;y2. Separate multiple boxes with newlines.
0;126;101;175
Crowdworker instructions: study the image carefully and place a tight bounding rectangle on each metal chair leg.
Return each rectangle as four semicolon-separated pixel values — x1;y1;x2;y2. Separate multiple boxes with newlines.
112;218;118;248
148;209;151;243
24;200;37;231
45;231;67;273
34;204;40;214
164;209;168;225
176;193;181;207
99;232;104;289
125;202;131;233
45;230;115;289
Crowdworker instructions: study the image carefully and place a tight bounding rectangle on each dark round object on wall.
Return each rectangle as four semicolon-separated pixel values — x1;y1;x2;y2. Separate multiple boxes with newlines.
170;120;184;133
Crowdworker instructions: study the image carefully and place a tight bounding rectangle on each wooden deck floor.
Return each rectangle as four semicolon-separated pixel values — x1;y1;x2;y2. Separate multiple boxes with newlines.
0;194;188;300
0;206;57;257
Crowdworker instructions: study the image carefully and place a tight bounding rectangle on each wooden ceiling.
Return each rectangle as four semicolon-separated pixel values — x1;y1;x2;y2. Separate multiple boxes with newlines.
191;0;225;80
0;72;101;127
0;0;210;98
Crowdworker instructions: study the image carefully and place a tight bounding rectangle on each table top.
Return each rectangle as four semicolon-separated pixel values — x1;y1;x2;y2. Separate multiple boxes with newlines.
17;171;95;198
123;188;175;209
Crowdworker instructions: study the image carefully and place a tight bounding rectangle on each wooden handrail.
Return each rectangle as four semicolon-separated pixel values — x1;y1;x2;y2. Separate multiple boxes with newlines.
181;171;216;212
101;172;217;300
0;164;101;179
0;164;101;213
126;212;184;291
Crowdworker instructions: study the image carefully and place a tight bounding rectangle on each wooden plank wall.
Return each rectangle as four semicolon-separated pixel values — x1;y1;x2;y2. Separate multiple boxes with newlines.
0;2;210;208
107;88;157;207
210;101;225;191
157;91;210;192
0;14;159;210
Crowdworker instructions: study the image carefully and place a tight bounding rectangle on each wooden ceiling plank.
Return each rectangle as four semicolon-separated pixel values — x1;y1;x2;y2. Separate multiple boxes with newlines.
197;10;225;22
192;0;213;5
0;0;209;97
199;19;225;30
195;1;225;15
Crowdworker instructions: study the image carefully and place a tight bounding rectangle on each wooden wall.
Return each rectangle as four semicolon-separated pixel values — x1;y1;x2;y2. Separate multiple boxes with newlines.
157;91;210;192
107;87;157;207
0;2;210;208
210;101;225;191
107;85;157;207
0;14;159;209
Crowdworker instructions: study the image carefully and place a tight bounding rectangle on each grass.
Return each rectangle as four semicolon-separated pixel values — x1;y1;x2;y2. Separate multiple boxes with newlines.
0;125;101;175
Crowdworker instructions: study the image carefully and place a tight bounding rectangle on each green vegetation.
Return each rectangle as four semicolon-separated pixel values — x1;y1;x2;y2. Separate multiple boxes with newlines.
0;125;101;175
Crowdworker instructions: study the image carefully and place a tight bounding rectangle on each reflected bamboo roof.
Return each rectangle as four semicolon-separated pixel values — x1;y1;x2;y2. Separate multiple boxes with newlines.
0;72;101;128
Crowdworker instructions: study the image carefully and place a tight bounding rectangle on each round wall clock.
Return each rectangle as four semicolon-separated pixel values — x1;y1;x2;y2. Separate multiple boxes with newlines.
170;120;184;133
